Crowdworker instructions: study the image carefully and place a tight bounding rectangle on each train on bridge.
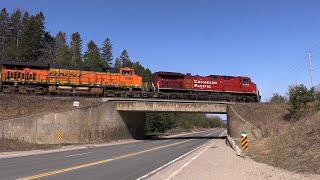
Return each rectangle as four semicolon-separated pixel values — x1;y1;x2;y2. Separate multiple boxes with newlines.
0;61;261;102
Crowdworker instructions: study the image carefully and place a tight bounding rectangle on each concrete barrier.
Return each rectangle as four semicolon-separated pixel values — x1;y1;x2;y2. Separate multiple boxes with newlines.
226;135;243;157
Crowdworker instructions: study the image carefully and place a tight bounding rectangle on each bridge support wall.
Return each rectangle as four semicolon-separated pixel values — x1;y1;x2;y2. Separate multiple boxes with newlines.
227;105;262;140
0;102;146;144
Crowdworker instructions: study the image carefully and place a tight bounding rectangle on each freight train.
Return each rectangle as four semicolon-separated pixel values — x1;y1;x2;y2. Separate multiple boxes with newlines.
0;61;261;102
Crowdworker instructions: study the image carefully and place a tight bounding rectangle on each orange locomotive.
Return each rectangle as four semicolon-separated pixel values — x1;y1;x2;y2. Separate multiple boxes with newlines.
0;61;142;96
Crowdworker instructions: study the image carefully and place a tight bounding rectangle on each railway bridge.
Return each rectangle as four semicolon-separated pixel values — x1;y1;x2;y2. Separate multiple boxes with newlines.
0;98;260;144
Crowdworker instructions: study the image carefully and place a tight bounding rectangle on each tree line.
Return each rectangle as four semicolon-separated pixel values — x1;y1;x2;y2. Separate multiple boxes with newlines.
146;113;226;133
0;8;152;81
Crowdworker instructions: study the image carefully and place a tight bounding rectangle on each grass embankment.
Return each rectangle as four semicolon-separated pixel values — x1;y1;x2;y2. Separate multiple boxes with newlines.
0;94;101;121
233;103;320;174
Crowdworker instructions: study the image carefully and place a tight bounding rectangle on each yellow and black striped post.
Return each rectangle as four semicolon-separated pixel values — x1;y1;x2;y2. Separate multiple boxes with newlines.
58;129;63;148
241;131;248;158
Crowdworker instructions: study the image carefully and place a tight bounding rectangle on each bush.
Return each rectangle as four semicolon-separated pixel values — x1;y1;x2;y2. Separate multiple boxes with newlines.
313;85;320;110
146;113;176;133
269;93;287;103
287;84;315;119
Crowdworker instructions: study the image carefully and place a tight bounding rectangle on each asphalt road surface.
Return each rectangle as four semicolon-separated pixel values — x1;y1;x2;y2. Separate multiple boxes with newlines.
0;128;225;180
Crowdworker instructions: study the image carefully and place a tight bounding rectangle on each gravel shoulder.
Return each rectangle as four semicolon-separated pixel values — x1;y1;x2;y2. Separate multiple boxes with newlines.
149;139;320;180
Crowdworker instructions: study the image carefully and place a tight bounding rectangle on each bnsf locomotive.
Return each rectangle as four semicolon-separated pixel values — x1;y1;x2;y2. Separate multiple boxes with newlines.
0;61;261;102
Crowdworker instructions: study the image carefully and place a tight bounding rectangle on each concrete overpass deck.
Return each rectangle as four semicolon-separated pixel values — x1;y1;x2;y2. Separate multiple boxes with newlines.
102;98;235;104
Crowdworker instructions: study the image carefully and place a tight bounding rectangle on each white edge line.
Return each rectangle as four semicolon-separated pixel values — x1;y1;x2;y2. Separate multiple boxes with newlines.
165;141;215;180
136;129;223;180
65;152;92;158
123;145;136;148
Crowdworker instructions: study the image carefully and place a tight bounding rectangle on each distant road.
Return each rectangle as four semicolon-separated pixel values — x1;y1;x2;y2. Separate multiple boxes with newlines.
0;128;224;180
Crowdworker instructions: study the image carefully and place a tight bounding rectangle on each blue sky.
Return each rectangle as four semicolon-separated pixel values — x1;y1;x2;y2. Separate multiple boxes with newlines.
3;0;320;100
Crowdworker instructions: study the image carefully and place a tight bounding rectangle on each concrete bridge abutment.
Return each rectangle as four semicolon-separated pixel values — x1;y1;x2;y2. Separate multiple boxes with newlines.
0;99;262;144
0;102;147;144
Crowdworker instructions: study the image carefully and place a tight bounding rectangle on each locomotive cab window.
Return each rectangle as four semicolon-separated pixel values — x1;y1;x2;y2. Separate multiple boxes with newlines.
122;70;132;75
243;78;250;83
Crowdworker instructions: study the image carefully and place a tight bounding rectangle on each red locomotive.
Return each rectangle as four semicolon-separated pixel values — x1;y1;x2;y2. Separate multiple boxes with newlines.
153;72;261;102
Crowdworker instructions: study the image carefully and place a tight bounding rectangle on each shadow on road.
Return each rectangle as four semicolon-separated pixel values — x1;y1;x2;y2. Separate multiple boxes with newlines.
143;136;226;140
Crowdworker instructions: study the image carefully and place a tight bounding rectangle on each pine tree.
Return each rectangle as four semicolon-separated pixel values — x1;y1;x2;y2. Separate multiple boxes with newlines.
7;9;22;60
119;49;131;67
39;32;55;63
19;12;46;61
54;31;71;65
114;57;121;68
0;8;10;60
84;40;103;68
101;38;113;68
21;11;29;28
131;61;153;82
34;11;46;60
70;32;82;66
18;11;29;61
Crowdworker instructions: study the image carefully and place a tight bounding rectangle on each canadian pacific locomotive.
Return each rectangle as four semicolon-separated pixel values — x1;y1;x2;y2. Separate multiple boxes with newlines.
0;61;260;102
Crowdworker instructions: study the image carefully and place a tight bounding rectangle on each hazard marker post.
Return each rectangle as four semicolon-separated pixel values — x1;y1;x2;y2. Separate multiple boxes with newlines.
58;129;63;148
241;131;248;159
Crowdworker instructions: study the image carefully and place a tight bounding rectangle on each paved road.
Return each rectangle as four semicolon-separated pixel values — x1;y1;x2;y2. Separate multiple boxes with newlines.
0;128;225;180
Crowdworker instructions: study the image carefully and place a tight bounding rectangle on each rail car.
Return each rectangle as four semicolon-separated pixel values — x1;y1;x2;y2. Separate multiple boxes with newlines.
0;61;142;97
0;61;261;102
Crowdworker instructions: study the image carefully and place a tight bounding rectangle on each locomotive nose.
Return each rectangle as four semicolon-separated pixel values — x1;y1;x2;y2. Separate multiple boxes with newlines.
257;89;261;101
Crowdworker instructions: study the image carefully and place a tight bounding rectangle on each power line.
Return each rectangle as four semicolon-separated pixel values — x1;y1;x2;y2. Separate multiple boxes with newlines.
278;59;307;85
307;41;320;52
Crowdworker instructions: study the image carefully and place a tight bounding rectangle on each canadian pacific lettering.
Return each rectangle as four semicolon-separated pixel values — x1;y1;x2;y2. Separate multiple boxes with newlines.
193;79;217;89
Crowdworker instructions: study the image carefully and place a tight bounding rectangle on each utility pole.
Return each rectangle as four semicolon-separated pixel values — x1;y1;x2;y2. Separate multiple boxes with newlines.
273;82;277;94
308;52;314;87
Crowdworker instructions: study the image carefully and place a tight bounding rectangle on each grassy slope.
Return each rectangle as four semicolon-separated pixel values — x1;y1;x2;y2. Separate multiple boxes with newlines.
0;94;101;121
233;103;320;174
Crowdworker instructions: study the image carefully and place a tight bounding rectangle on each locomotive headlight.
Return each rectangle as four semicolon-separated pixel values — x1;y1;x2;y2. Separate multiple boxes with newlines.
135;84;138;87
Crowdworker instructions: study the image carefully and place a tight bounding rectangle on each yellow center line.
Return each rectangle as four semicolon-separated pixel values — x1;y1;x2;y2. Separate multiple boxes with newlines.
17;139;193;180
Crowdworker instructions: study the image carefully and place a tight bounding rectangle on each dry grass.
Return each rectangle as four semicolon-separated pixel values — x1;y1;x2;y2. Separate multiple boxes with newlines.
234;103;320;174
0;94;101;121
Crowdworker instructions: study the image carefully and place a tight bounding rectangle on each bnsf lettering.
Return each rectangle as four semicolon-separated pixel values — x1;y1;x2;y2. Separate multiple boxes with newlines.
125;77;133;80
48;72;79;77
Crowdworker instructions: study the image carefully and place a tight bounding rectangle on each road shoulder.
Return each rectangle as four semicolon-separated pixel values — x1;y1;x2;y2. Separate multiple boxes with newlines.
148;137;320;180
